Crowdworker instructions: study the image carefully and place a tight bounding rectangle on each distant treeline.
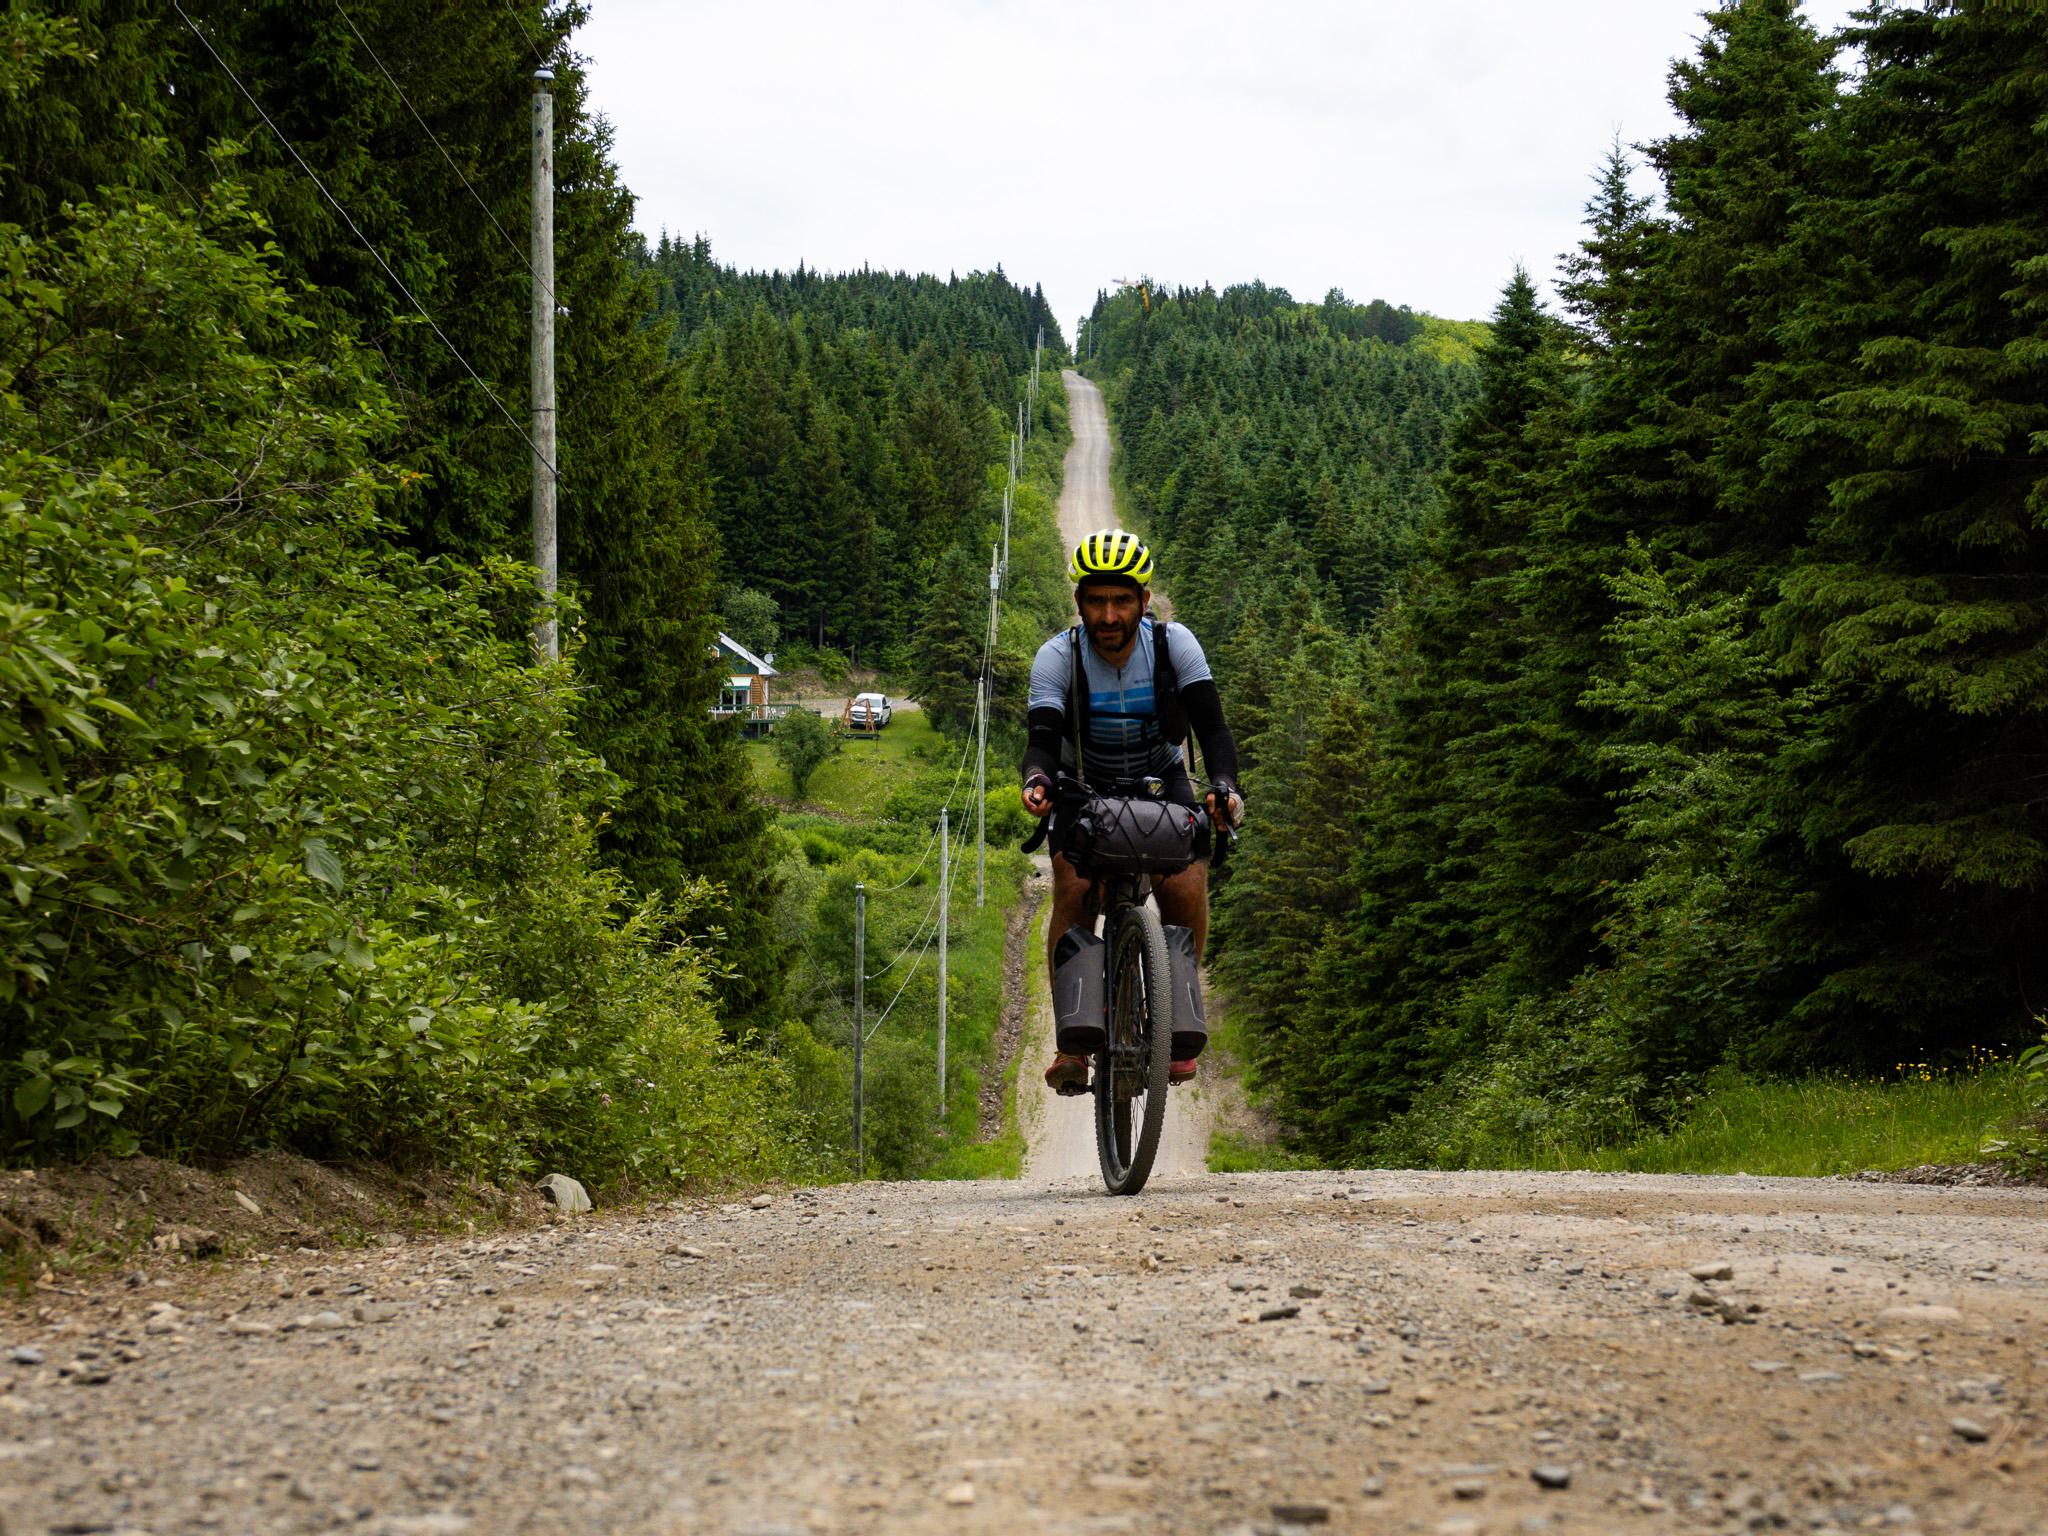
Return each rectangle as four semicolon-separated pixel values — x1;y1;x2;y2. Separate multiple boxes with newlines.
1084;276;1477;694
1098;0;2048;1166
640;236;1066;667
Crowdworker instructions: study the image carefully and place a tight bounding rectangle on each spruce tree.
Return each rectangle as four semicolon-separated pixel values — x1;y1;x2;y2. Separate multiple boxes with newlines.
1766;0;2048;1058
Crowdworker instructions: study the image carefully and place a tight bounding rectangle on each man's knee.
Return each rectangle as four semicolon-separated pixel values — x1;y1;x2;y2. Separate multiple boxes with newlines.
1156;864;1207;915
1050;854;1096;911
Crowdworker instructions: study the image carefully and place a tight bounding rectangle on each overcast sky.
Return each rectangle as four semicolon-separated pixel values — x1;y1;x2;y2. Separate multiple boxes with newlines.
577;0;1860;334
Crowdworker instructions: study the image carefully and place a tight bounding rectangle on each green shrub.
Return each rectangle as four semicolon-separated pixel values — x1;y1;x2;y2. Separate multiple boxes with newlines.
0;178;822;1190
1370;986;1650;1168
771;707;841;802
982;785;1033;846
2010;1020;2048;1174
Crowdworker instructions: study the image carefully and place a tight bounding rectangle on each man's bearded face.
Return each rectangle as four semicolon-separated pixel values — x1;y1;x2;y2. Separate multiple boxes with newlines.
1077;582;1148;654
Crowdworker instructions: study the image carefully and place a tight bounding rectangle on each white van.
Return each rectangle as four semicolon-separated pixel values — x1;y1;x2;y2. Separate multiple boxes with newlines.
848;692;892;729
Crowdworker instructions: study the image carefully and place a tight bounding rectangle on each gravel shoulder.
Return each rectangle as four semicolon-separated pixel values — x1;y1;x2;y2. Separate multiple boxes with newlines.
4;1170;2044;1535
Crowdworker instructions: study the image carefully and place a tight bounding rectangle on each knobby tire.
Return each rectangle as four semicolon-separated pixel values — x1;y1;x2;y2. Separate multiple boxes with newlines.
1094;902;1173;1195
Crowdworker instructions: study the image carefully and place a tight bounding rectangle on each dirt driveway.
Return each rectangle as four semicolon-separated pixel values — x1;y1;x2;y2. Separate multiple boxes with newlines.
4;1168;2043;1535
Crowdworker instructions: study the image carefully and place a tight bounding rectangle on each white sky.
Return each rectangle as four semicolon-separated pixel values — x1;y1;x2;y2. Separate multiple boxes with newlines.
577;0;1861;333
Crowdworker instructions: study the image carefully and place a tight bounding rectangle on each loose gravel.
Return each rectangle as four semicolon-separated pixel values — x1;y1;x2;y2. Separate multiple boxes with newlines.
3;1168;2044;1534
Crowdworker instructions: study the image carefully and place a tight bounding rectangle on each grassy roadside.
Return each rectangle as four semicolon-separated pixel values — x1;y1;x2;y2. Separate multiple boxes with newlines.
918;848;1030;1180
1255;1061;2037;1180
1203;1004;1318;1174
928;883;1042;1180
1500;1065;2035;1179
742;706;1040;1181
742;709;946;809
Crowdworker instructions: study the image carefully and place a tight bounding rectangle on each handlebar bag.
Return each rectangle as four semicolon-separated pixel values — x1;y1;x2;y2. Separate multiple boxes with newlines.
1062;794;1208;875
1051;925;1107;1054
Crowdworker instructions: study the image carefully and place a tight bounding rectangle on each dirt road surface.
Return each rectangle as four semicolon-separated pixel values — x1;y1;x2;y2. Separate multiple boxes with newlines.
1058;370;1113;553
4;1171;2043;1535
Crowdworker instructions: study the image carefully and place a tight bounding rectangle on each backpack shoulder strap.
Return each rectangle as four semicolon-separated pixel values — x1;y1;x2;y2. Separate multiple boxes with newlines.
1068;626;1088;781
1154;618;1189;748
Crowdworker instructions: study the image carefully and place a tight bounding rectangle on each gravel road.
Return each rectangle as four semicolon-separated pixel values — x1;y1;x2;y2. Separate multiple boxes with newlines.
1057;370;1114;554
4;1170;2043;1535
1060;369;1176;617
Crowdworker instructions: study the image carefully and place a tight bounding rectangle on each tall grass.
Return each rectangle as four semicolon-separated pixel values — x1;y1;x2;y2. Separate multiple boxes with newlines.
1204;1007;1319;1174
1521;1065;2031;1178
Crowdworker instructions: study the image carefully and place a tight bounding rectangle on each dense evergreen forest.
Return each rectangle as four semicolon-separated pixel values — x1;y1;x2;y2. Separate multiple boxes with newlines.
0;1;1055;1181
641;237;1065;669
1092;0;2048;1166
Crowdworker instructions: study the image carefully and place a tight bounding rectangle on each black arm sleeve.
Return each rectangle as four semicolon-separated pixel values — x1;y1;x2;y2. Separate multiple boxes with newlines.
1181;679;1239;786
1022;706;1066;786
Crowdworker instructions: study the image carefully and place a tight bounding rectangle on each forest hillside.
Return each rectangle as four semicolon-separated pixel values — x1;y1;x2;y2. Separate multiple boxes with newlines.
1086;0;2048;1167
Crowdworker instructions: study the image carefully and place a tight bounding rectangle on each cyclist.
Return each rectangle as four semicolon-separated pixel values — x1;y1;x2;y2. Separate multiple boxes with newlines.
1021;529;1243;1093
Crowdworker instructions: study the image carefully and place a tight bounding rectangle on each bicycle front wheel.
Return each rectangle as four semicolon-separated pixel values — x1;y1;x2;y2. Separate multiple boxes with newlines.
1094;903;1175;1195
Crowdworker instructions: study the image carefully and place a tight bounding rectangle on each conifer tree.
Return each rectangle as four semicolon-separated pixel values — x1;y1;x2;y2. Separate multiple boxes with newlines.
1766;0;2048;1057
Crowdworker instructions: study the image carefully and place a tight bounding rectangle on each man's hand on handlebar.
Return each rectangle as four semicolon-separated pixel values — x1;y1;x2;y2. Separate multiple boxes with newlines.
1205;780;1244;833
1021;773;1054;818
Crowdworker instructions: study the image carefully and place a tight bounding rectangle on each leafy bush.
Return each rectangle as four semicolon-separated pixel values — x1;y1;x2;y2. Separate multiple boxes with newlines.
1370;987;1649;1168
771;707;841;802
0;179;822;1189
2011;1021;2048;1175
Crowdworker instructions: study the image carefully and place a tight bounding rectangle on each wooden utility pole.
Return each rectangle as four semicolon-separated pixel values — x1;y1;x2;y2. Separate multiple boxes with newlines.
937;811;949;1110
530;68;558;662
853;882;866;1177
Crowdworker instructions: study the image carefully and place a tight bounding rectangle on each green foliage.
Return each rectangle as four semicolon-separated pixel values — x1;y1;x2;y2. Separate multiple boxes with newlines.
723;361;1067;1181
719;586;782;659
771;709;841;803
0;173;821;1186
2009;1023;2048;1175
744;709;944;811
1099;2;2048;1170
651;241;1066;669
1381;1053;2032;1178
4;0;784;1026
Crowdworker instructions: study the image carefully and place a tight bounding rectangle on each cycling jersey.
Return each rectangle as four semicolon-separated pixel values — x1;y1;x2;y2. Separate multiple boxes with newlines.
1027;617;1214;784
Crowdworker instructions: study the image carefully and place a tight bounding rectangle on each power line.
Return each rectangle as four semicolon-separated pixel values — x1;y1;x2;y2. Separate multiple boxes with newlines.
172;2;559;479
865;865;945;982
498;0;551;65
331;0;557;307
863;827;967;1043
875;704;979;894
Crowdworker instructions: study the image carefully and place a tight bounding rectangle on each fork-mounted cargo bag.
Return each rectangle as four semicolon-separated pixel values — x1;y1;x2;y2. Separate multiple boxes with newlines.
1051;926;1107;1054
1163;923;1207;1060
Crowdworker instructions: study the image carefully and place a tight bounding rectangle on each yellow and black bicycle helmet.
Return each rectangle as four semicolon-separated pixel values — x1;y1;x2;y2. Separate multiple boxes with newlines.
1069;528;1154;586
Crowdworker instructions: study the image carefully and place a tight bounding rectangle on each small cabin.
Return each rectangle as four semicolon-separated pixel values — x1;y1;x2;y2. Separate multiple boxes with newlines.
709;632;780;737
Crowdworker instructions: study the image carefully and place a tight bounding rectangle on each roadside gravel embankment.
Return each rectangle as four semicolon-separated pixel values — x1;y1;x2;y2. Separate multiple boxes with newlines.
4;1170;2043;1535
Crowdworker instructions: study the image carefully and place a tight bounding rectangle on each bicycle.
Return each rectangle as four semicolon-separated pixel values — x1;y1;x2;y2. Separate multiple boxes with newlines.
1028;772;1232;1195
